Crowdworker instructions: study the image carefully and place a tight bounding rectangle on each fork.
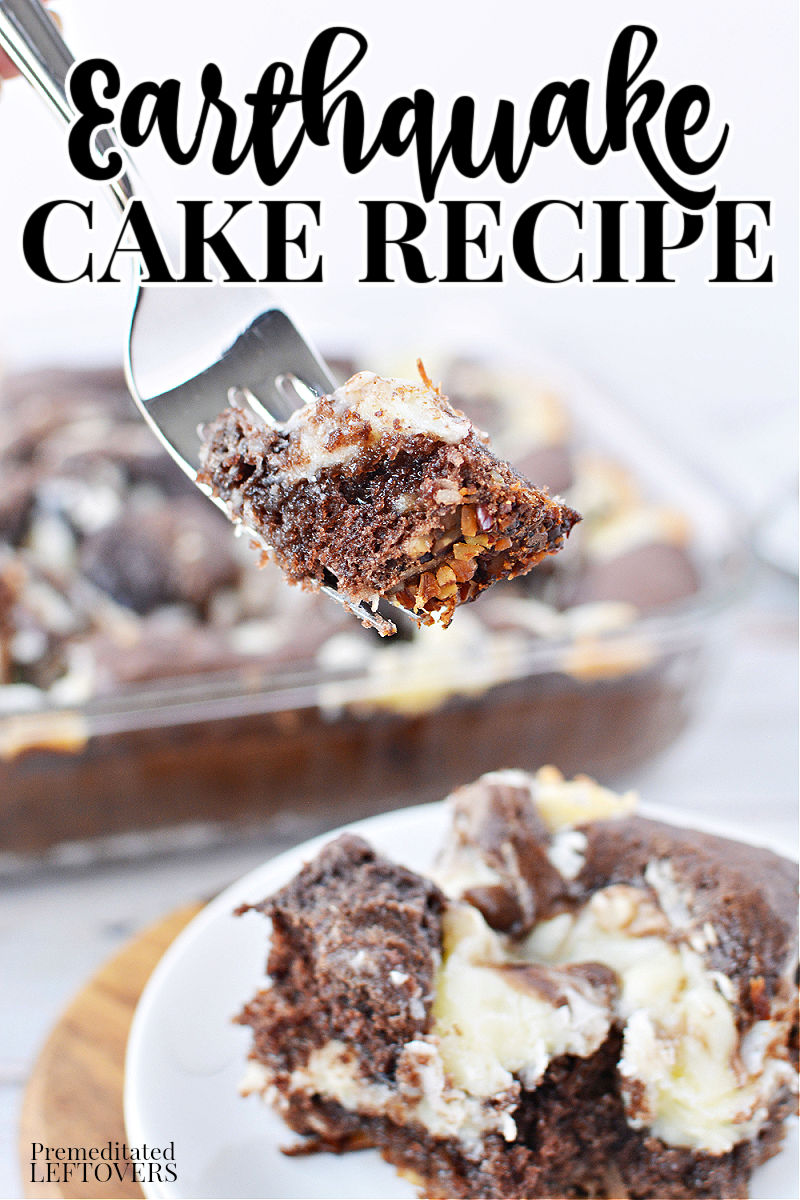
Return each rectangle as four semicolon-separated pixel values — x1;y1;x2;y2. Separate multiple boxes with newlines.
0;0;392;634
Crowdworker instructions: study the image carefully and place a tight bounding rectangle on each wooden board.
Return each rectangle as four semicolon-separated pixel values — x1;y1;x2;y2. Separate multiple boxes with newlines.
19;903;203;1200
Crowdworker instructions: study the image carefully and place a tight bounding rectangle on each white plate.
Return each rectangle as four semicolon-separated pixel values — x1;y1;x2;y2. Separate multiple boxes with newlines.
125;802;798;1200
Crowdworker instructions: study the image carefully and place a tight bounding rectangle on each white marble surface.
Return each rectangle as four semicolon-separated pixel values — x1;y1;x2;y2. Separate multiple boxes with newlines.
1;568;797;1200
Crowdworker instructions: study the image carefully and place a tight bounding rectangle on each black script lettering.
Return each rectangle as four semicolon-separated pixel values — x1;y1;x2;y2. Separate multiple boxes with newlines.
301;27;378;178
664;84;728;176
202;65;256;175
120;76;211;165
398;90;454;202
67;59;123;180
64;26;728;214
246;62;304;180
530;83;570;147
302;27;368;144
606;27;725;210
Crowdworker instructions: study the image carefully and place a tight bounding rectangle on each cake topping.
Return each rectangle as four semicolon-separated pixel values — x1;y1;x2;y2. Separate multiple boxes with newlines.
279;370;474;482
198;367;580;633
434;766;637;933
235;767;798;1197
431;902;615;1103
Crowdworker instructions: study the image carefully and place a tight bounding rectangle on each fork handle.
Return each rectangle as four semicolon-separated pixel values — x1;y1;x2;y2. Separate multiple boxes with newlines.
0;0;135;212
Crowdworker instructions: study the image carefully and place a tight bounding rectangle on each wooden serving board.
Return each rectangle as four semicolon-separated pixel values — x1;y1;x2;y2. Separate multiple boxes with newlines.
19;903;203;1200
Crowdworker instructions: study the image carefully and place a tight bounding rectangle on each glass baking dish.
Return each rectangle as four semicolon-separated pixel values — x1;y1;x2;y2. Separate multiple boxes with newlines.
0;352;744;868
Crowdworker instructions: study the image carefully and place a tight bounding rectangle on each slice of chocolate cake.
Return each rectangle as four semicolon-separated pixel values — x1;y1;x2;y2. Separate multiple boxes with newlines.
198;366;580;634
236;771;798;1199
435;769;799;1196
236;833;620;1196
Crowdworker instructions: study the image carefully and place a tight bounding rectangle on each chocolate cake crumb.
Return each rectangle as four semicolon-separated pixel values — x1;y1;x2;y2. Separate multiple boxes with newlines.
236;835;445;1080
198;369;580;633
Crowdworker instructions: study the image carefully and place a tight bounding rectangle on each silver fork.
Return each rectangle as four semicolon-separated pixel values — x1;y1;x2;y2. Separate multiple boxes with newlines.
0;0;392;634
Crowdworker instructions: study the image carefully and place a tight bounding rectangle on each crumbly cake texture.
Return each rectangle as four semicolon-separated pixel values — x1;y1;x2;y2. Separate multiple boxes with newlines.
197;367;580;633
236;834;446;1138
236;769;798;1200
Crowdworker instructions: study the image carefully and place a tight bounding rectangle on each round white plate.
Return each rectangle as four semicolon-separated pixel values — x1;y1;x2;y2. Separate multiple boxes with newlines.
125;801;798;1200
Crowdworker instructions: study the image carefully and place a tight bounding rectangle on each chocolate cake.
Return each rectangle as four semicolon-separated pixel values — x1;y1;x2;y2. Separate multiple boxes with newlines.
0;363;722;858
197;366;580;632
237;770;798;1199
0;361;702;704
